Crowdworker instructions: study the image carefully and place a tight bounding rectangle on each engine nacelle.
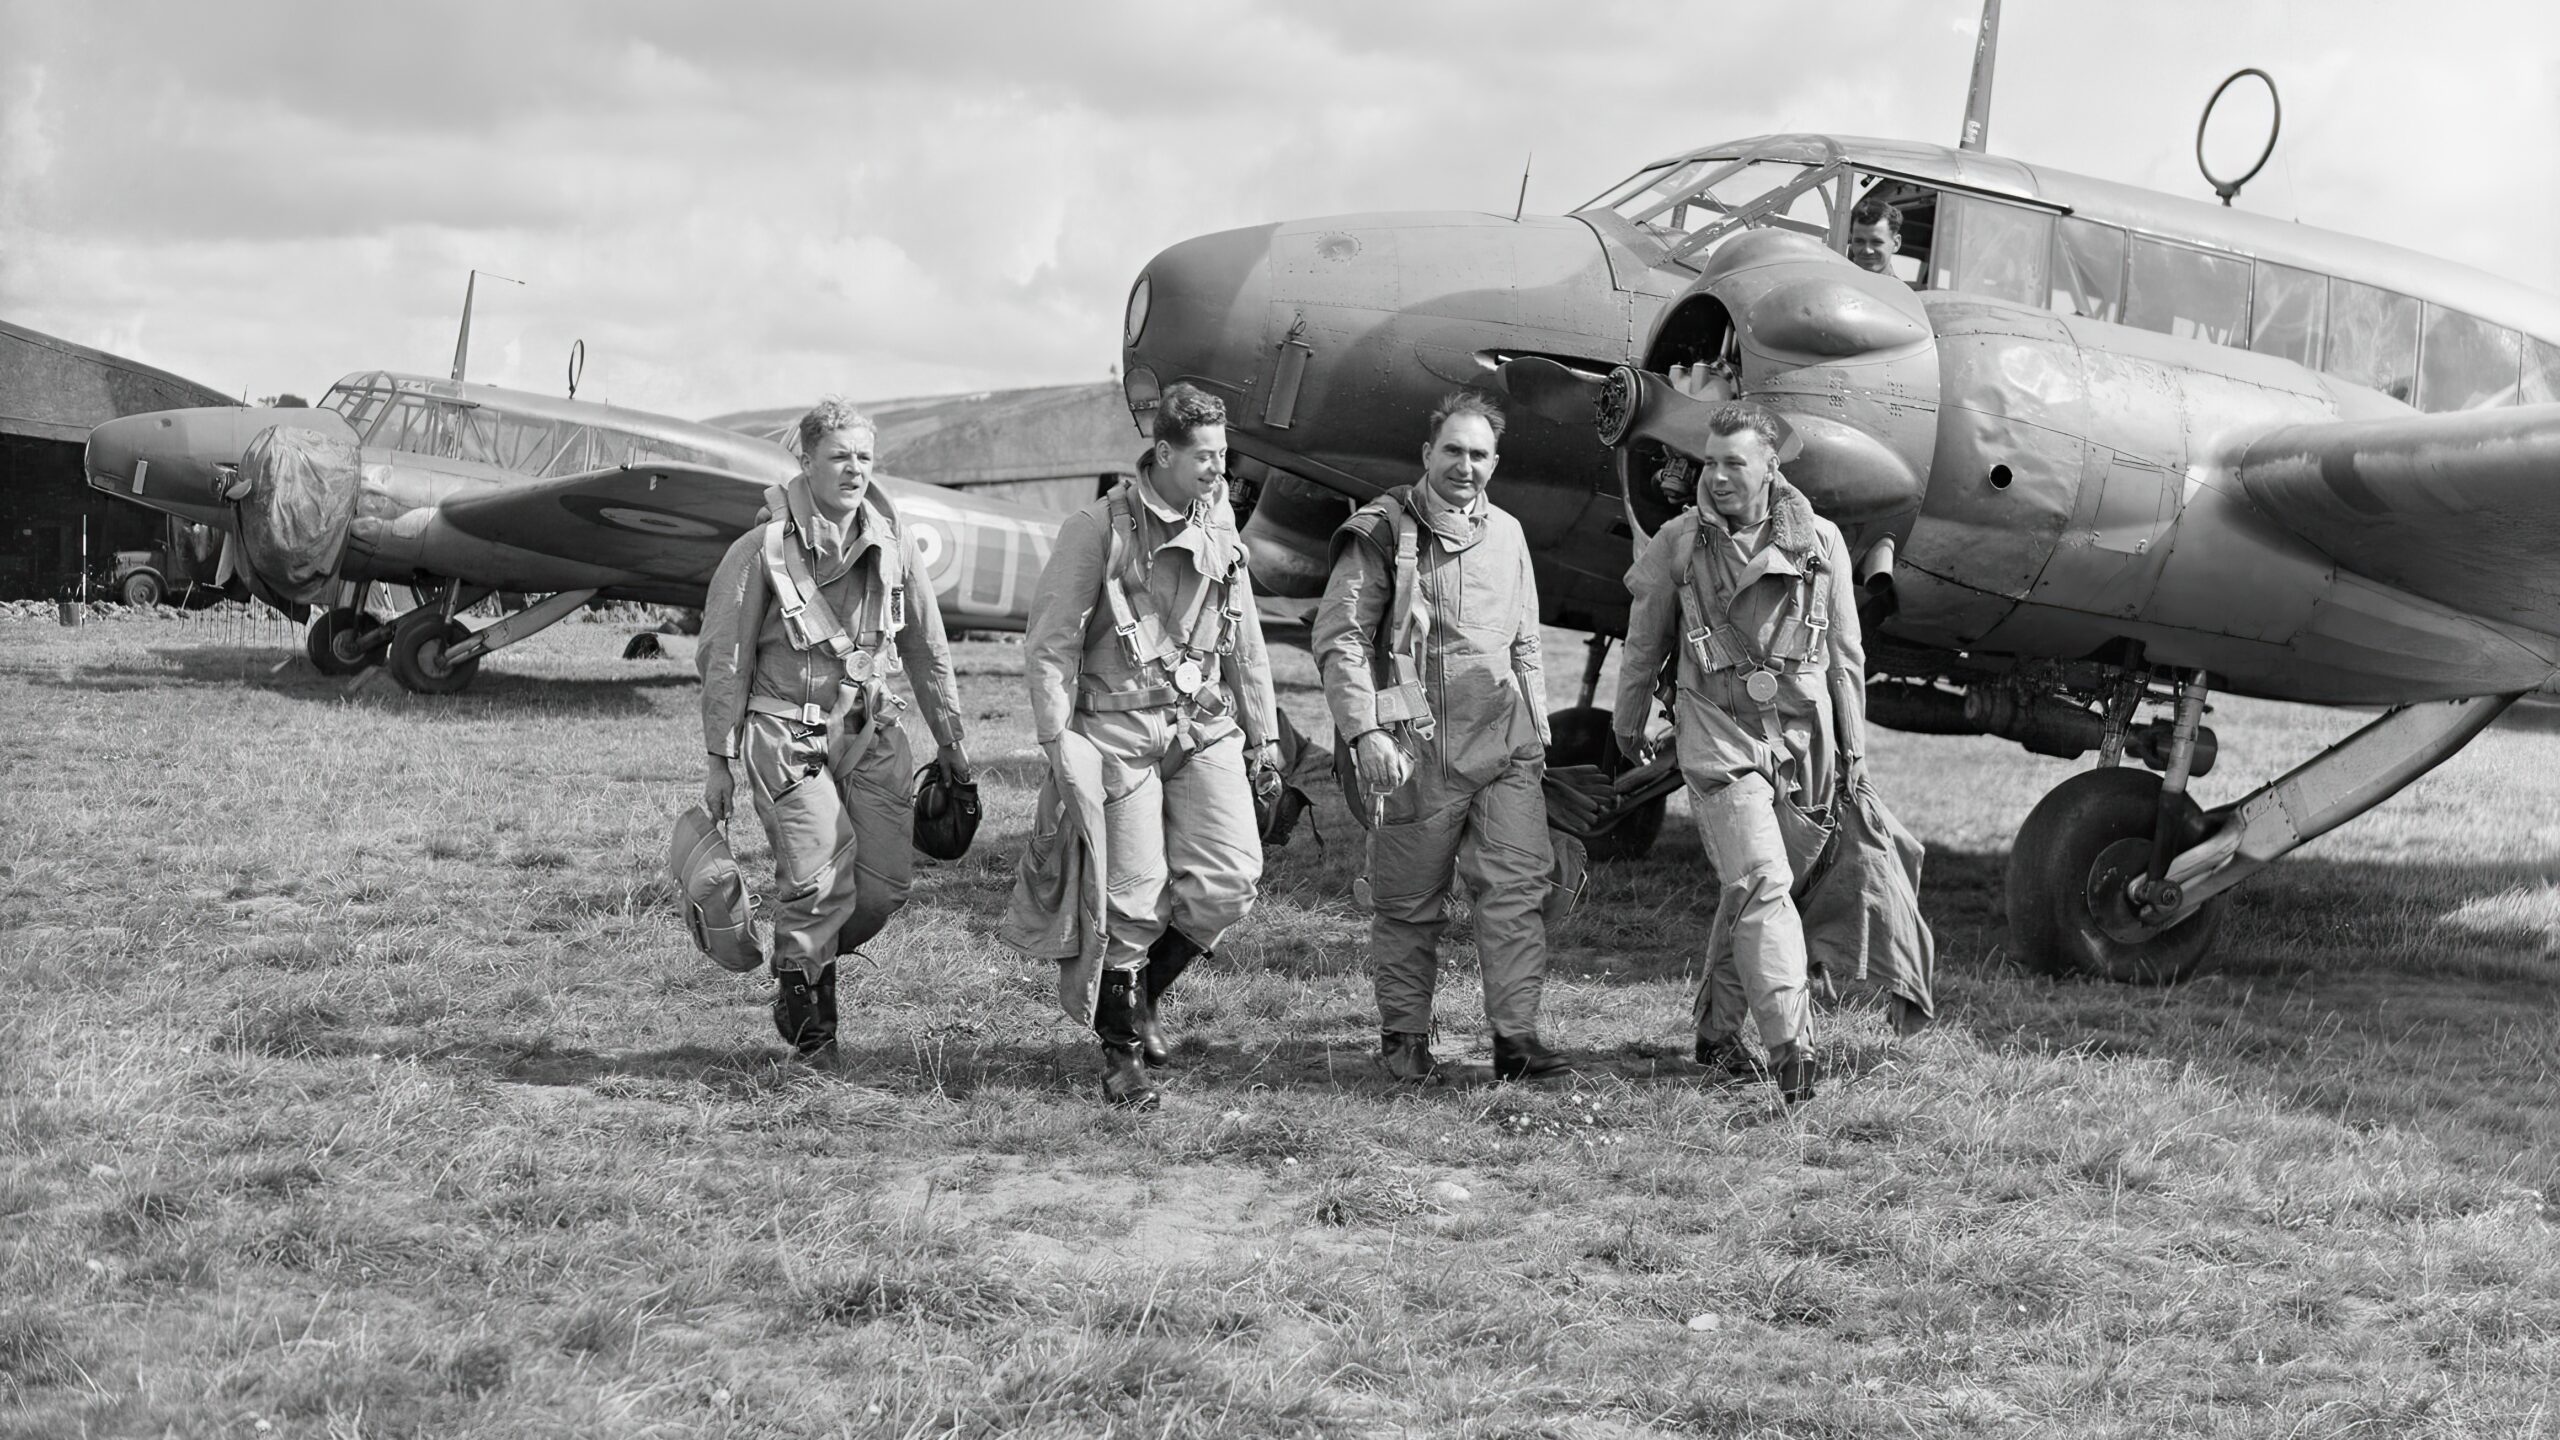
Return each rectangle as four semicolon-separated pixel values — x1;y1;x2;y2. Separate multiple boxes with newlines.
1622;229;1939;543
235;419;365;613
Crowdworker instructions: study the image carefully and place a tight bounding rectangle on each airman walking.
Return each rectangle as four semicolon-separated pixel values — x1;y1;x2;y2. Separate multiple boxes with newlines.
1013;383;1282;1109
698;398;972;1061
1615;402;1873;1103
1316;391;1569;1084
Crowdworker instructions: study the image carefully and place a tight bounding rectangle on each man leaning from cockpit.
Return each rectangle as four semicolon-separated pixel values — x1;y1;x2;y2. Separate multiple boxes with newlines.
1846;197;1904;279
699;398;971;1062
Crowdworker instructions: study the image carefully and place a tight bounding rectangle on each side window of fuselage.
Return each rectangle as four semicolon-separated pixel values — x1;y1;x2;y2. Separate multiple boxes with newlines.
2323;279;2421;404
2124;238;2251;348
2050;218;2127;322
2248;261;2326;367
1936;195;2052;307
2416;306;2526;411
2525;338;2560;405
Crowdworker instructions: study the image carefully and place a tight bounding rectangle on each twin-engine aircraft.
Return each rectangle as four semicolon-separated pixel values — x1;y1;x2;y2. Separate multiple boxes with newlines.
1120;128;2560;984
83;372;1058;693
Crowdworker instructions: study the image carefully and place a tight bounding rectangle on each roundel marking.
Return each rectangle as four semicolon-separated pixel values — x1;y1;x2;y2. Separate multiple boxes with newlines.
906;515;953;586
561;493;726;539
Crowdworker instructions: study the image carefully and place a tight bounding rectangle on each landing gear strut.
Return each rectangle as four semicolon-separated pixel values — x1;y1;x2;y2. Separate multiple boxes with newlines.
305;581;390;676
2007;668;2520;984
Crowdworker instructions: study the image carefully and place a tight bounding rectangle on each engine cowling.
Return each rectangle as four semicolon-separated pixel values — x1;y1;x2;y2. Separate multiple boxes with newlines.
235;420;364;611
1624;229;1939;544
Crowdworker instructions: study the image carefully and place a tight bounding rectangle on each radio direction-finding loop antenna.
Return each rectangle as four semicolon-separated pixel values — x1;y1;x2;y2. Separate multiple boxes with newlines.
2197;67;2281;207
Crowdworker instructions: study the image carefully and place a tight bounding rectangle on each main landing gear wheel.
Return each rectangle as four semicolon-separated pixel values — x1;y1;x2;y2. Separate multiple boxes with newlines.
386;617;482;695
2006;767;2222;986
305;607;382;676
1546;705;1665;862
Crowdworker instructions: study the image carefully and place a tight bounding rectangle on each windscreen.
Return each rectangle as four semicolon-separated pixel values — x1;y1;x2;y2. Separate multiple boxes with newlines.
1600;151;1842;269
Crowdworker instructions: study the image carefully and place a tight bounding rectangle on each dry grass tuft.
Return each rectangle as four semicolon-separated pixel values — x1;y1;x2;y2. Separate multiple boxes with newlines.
7;616;2560;1435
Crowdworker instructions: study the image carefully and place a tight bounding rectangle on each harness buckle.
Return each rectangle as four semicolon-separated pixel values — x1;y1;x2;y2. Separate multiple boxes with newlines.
800;701;826;728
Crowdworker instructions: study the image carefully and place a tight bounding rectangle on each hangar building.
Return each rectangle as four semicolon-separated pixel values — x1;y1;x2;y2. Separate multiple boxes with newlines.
706;381;1139;513
1;319;236;601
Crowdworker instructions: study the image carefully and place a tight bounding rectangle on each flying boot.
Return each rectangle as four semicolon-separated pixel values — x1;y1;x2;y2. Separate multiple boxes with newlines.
1138;928;1207;1068
1379;1030;1441;1085
772;962;837;1060
1492;1031;1570;1082
1093;969;1161;1110
1772;1041;1820;1106
1693;1035;1768;1084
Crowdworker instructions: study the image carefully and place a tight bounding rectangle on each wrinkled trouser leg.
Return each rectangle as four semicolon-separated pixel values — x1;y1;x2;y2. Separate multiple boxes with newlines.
1156;730;1262;950
834;725;916;957
748;716;914;979
1366;779;1471;1037
1089;711;1261;974
1696;893;1751;1048
1452;752;1553;1038
1097;732;1168;977
1691;774;1811;1053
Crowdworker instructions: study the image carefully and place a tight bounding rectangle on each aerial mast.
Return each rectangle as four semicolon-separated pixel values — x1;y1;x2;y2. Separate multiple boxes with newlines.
448;269;524;383
1959;0;2001;152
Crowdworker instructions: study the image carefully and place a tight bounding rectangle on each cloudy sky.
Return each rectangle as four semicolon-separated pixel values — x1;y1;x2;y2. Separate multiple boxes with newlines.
4;1;2554;420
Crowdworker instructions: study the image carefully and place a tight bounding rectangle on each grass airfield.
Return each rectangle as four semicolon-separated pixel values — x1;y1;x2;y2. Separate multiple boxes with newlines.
4;608;2558;1439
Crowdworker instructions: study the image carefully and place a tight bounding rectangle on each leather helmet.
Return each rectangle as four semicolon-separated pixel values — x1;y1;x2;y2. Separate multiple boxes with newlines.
667;804;764;973
912;759;982;860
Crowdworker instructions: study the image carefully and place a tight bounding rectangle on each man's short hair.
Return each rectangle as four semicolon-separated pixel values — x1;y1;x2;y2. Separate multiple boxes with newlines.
1705;402;1788;458
795;396;876;456
1153;383;1227;447
1850;197;1902;239
1428;390;1506;445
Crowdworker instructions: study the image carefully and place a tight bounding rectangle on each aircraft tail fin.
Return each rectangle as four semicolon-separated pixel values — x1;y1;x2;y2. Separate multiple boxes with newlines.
1959;0;2000;152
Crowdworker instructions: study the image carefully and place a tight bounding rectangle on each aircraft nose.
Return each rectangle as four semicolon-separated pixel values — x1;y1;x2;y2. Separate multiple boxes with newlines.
86;408;242;522
1121;222;1278;428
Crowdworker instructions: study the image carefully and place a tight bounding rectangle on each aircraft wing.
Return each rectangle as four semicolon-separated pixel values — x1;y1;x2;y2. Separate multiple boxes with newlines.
2236;403;2560;633
424;462;1056;629
431;461;767;586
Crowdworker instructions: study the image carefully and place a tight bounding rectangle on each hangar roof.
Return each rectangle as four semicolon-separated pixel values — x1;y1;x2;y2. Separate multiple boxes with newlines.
705;381;1140;487
1;319;235;444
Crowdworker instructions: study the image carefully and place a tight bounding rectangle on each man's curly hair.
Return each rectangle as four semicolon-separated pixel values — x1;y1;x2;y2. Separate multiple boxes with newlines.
1153;382;1227;447
794;396;877;456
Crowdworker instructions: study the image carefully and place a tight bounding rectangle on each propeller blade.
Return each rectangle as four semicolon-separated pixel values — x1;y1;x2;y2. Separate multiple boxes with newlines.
1605;368;1801;463
1497;356;1609;428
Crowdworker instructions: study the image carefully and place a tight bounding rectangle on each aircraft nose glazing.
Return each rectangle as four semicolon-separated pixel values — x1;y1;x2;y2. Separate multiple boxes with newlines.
1122;223;1279;420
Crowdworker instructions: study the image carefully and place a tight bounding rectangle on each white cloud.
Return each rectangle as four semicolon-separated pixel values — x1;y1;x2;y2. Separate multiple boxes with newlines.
2;0;2553;416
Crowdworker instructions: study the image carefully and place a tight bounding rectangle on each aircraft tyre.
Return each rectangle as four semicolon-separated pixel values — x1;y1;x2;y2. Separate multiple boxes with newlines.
1545;705;1665;862
306;607;382;676
2006;767;2222;986
386;616;482;695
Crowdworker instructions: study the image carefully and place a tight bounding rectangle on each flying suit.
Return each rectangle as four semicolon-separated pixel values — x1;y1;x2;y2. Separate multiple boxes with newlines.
1018;459;1276;993
698;474;965;979
1614;480;1862;1057
1315;480;1552;1041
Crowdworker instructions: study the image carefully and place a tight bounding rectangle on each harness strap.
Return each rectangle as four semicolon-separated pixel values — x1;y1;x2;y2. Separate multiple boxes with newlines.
759;484;905;681
746;686;908;731
1676;521;1829;677
1076;682;1183;713
1369;494;1436;739
1100;483;1238;708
